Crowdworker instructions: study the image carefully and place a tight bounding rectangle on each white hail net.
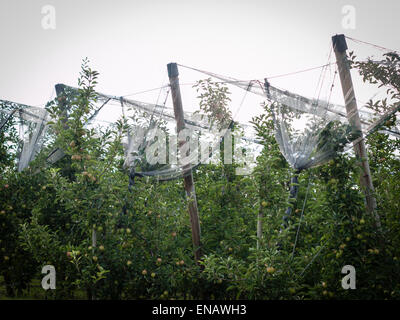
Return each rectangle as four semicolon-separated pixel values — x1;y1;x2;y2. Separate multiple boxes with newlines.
0;83;259;179
179;64;399;170
1;57;398;175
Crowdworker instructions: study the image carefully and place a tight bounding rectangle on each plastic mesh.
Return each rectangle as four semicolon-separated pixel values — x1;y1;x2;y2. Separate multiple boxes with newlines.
1;83;261;179
2;56;398;175
0;100;51;171
179;65;399;170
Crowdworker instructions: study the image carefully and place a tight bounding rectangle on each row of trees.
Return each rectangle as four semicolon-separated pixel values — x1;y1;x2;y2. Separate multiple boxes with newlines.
0;54;399;299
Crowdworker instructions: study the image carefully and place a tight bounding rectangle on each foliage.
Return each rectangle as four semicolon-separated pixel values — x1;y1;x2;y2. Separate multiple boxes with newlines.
0;57;399;300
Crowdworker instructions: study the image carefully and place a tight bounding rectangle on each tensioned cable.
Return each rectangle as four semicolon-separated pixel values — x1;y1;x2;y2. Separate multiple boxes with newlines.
297;243;326;278
346;36;398;53
0;108;18;131
299;43;334;170
87;98;111;124
149;77;168;123
177;63;365;123
315;41;334;105
121;85;169;98
57;84;260;143
180;60;391;87
269;63;336;80
177;62;336;87
131;81;168;165
159;88;170;120
342;101;400;152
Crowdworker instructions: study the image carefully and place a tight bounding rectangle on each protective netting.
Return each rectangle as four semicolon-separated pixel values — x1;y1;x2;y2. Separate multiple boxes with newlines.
178;63;400;170
70;85;258;180
0;83;260;179
0;100;51;172
2;52;399;176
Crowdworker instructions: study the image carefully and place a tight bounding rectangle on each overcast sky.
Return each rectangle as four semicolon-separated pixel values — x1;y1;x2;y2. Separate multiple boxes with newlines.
0;0;399;124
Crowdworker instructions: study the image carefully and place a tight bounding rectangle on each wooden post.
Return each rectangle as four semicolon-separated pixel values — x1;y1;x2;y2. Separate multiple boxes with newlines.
167;63;202;263
47;84;68;164
332;34;381;230
55;84;67;122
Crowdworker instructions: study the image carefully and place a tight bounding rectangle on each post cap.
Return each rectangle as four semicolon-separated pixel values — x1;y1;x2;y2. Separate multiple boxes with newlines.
167;63;179;78
55;83;66;95
332;34;348;53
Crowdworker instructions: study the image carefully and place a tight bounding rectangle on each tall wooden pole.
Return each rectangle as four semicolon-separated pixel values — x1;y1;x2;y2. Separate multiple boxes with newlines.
55;84;67;123
332;34;381;230
167;63;202;263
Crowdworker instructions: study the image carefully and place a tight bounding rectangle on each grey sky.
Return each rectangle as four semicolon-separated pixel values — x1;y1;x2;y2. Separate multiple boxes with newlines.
0;0;399;123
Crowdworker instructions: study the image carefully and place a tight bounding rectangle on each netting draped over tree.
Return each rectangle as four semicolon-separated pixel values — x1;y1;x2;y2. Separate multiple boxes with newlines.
178;64;400;171
0;101;51;172
1;54;399;177
0;83;259;179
